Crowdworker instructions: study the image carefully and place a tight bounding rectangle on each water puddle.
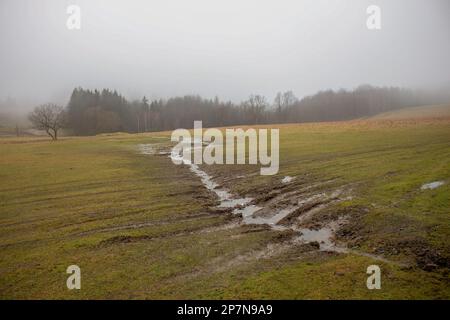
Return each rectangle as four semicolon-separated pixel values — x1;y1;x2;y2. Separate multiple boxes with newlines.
421;181;445;190
244;207;294;228
297;218;347;252
138;144;155;155
281;176;294;183
298;228;334;249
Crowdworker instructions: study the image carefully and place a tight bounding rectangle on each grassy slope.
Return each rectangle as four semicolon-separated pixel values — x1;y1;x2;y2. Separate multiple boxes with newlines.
0;117;449;299
0;134;284;299
368;104;450;120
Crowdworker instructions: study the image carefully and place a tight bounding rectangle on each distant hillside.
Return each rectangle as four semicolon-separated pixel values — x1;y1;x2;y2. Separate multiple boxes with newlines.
368;104;450;120
283;86;450;123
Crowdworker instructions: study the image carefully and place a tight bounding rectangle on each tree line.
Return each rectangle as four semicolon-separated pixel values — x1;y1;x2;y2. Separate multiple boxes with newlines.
29;85;448;138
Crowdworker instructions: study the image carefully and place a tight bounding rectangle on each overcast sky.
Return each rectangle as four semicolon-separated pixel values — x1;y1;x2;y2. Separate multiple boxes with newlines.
1;0;449;108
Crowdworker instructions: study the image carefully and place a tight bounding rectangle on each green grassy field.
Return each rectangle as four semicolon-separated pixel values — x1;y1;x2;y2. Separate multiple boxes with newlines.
0;113;449;299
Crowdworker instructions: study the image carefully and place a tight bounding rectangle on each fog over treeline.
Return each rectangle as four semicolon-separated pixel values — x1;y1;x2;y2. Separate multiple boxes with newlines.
62;85;448;135
1;0;450;109
1;0;449;134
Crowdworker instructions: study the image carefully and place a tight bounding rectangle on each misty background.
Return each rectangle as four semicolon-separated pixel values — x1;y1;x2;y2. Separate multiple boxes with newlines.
1;0;449;108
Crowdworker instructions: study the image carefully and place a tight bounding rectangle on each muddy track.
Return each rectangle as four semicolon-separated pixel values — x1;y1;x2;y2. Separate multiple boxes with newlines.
139;143;413;269
97;219;238;246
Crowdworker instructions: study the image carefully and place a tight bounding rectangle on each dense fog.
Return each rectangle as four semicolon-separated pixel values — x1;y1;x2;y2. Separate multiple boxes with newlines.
1;0;449;113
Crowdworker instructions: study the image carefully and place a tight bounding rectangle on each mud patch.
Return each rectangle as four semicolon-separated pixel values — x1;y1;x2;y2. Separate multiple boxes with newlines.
152;142;351;254
379;237;450;271
138;143;404;267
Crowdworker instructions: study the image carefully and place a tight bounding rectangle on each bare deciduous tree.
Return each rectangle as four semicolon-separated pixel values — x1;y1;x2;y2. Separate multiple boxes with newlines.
29;103;66;140
274;91;298;121
243;94;268;124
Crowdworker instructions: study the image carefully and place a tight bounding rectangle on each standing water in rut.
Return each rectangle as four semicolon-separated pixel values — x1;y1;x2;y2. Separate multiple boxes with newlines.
139;142;410;266
140;141;346;252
